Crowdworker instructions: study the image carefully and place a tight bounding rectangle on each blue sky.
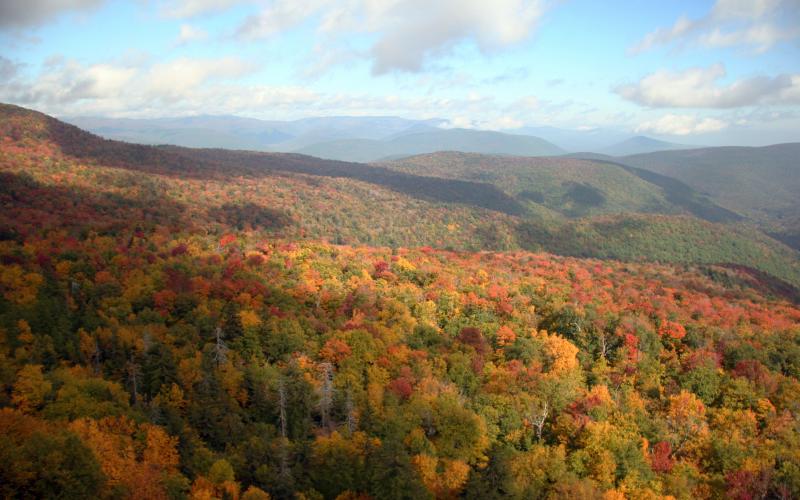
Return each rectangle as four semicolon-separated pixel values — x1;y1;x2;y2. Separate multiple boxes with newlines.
1;0;799;144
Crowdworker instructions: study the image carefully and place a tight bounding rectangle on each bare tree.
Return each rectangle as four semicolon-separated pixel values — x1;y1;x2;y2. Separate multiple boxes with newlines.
213;326;228;366
345;388;357;434
530;400;549;441
277;376;291;480
597;330;610;360
319;362;334;432
127;360;141;406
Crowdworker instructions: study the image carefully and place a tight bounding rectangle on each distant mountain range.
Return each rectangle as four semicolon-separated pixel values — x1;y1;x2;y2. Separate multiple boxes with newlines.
294;129;565;162
505;125;631;152
65;114;700;158
65;115;447;153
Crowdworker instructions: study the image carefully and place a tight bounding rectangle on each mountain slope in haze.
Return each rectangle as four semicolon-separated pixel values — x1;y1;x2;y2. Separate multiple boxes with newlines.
66;115;292;150
599;135;697;156
175;148;527;216
506;125;631;152
616;143;800;248
3;103;799;287
65;114;445;152
293;128;565;162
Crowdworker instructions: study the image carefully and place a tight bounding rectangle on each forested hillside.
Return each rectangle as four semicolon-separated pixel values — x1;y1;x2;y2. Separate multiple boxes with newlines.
615;144;800;250
383;152;737;221
2;103;800;499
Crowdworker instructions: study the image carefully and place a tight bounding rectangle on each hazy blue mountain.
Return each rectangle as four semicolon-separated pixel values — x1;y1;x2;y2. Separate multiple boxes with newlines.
64;115;445;152
294;128;565;162
599;135;697;156
506;125;631;152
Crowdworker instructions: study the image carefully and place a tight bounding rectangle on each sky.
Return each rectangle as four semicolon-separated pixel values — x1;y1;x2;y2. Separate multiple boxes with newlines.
1;0;799;145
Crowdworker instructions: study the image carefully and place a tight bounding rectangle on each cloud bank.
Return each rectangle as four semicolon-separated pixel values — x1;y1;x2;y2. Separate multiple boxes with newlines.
616;64;800;108
236;0;547;74
636;114;728;136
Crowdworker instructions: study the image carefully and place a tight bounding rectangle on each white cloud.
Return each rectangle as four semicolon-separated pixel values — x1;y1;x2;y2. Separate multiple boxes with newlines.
237;0;326;39
145;57;257;100
0;57;562;127
1;59;136;104
485;115;525;129
175;24;208;45
514;95;540;110
237;0;547;74
0;0;104;29
440;115;525;130
712;0;783;20
616;64;799;108
699;23;798;52
0;56;262;113
635;114;728;136
630;0;799;54
367;0;546;74
159;0;244;18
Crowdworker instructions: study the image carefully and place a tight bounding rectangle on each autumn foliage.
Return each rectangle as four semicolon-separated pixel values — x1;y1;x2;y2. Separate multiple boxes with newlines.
1;103;800;499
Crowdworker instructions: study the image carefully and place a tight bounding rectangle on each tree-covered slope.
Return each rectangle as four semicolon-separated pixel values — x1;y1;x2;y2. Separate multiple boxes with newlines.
617;144;800;248
2;172;800;498
383;151;739;221
517;213;800;284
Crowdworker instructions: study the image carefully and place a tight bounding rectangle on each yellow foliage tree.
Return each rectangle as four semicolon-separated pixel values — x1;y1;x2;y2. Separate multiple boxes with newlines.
12;364;51;413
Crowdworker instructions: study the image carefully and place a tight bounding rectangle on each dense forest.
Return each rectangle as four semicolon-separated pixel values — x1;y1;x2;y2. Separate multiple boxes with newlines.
1;104;800;499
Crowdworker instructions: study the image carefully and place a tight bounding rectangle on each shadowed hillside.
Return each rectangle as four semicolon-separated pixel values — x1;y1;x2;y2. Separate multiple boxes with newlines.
617;144;800;248
384;152;741;223
177;148;527;216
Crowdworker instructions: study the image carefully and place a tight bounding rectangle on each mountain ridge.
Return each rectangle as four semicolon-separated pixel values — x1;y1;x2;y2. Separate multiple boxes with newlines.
294;128;566;162
599;135;698;156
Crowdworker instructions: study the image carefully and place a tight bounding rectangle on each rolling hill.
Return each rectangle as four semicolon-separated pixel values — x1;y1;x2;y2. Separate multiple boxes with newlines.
382;152;738;222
